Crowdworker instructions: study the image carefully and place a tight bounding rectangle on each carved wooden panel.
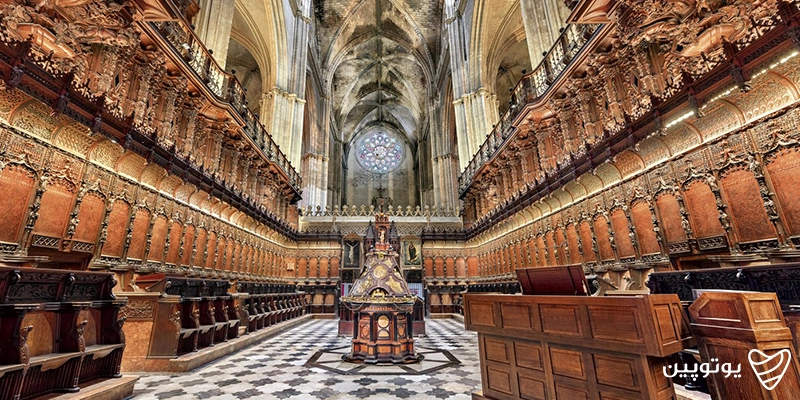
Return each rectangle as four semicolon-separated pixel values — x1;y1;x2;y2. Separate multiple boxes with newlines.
165;221;182;265
126;209;150;260
593;216;614;261
73;193;105;243
0;165;35;243
566;224;582;264
720;169;776;242
539;304;581;336
579;221;596;262
610;210;634;258
210;234;222;269
34;181;75;238
655;194;686;244
549;346;585;379
536;236;547;266
101;200;130;257
147;216;168;262
180;224;195;266
545;232;557;265
555;228;567;265
193;228;207;267
631;202;659;255
683;181;724;238
766;150;800;235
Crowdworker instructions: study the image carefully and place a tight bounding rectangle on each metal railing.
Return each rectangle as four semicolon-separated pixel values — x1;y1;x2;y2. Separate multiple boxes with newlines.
458;23;601;194
151;20;301;191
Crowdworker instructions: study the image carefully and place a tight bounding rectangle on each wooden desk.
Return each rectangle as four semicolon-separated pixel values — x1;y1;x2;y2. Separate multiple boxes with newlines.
464;294;693;400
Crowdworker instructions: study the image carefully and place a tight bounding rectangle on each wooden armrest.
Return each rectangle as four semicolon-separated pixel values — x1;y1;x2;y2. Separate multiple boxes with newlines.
29;352;81;372
0;363;24;379
84;344;124;359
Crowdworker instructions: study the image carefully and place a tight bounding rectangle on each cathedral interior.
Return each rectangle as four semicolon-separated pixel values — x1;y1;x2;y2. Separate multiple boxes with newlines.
2;0;800;399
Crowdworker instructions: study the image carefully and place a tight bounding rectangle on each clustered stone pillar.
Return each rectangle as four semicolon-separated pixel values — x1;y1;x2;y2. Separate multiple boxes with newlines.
193;0;236;69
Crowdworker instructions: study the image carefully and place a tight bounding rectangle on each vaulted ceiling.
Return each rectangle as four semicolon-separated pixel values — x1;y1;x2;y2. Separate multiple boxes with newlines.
314;0;443;148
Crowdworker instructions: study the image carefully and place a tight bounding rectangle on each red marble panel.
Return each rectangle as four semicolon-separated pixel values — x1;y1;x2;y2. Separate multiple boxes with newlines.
656;194;687;243
611;210;635;258
767;151;800;235
73;193;104;243
579;221;596;262
683;182;725;238
593;216;615;261
126;209;149;260
101;201;130;257
34;183;74;238
446;257;455;277
0;166;35;243
147;217;167;262
632;202;660;255
721;169;776;242
424;257;433;277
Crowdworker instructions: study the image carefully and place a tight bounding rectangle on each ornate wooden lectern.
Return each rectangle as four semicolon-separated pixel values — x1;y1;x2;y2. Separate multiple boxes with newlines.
341;211;420;364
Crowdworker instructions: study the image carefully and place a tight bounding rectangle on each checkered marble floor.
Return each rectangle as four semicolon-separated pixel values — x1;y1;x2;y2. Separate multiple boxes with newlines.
132;318;481;399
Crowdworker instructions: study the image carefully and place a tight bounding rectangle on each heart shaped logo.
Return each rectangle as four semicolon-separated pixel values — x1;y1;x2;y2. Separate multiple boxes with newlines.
748;349;792;391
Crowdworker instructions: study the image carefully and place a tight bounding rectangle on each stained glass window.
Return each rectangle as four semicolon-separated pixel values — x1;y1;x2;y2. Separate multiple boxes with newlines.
356;132;404;174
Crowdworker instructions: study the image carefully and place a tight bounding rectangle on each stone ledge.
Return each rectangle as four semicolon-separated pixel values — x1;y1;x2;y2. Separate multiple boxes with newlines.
430;313;464;323
43;375;138;400
168;314;313;372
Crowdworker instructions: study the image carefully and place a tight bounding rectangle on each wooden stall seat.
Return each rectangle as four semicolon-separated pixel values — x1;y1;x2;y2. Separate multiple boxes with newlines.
299;283;338;315
132;274;236;357
235;283;305;335
465;293;693;400
0;266;127;400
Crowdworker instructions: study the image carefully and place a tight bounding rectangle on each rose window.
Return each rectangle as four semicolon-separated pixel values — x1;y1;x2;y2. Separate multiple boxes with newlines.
356;132;404;173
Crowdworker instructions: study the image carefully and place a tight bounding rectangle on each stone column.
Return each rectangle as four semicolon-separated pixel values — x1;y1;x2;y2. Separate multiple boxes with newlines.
194;0;236;69
519;0;572;66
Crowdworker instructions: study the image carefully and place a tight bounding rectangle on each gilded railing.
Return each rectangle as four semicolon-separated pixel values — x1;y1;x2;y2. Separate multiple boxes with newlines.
458;23;601;194
150;20;301;190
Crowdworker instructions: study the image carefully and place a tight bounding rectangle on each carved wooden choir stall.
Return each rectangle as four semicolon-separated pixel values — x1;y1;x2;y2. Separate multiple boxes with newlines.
236;282;305;333
0;265;130;400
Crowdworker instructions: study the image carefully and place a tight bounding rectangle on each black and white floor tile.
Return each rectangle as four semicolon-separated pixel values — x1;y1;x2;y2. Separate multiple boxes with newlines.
132;318;481;399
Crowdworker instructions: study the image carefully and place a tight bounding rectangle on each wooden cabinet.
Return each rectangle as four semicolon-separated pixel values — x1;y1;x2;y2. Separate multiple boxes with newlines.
689;291;800;400
0;265;127;400
464;294;693;400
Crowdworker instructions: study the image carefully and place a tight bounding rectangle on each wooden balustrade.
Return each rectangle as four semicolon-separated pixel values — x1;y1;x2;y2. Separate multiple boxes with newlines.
0;265;127;400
